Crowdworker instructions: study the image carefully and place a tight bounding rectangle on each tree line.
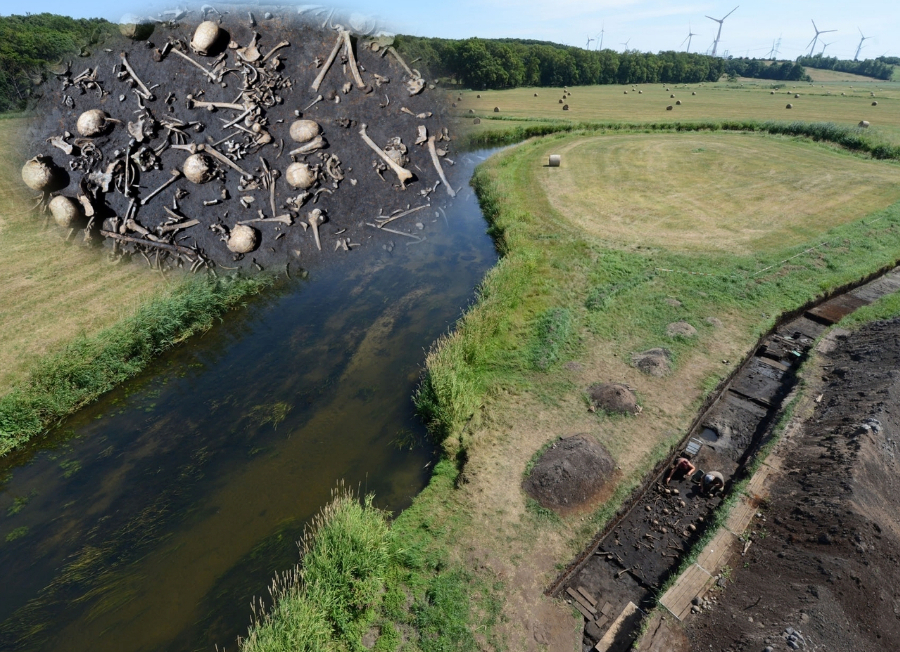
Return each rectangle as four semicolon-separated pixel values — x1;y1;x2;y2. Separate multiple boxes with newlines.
796;54;894;80
0;13;115;112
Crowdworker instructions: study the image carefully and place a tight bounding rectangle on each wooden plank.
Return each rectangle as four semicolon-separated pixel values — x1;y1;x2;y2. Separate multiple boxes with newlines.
570;598;594;621
576;586;597;607
756;356;789;372
696;528;739;575
659;563;714;621
594;602;638;651
593;614;610;630
566;587;597;615
599;601;613;616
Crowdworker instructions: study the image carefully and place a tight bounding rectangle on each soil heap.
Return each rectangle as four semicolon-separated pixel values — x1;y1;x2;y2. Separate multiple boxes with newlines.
523;435;615;513
588;383;639;414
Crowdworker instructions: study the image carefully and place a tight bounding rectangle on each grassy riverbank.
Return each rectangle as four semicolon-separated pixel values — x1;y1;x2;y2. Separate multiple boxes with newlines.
242;118;900;650
0;117;275;456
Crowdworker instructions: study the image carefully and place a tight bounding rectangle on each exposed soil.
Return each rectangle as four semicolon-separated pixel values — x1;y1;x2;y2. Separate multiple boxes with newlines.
686;317;900;652
523;434;615;513
588;383;640;414
666;321;698;338
23;16;455;274
631;348;673;377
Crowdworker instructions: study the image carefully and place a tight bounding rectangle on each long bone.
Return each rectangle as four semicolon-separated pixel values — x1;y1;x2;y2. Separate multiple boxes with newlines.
341;30;370;92
308;208;325;250
141;169;182;205
186;95;245;111
359;124;413;187
169;48;218;83
427;136;455;197
311;30;344;92
262;40;290;62
121;53;154;100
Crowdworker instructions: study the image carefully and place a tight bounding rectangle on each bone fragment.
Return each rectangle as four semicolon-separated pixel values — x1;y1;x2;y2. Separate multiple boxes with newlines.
262;40;290;62
376;204;428;227
341;30;370;91
170;48;218;82
359;124;413;187
308;208;325;250
288;135;327;155
187;95;245;111
238;214;293;225
157;219;199;233
427;136;455;197
101;230;196;255
121;53;154;99
304;95;324;110
415;125;427;145
386;46;414;77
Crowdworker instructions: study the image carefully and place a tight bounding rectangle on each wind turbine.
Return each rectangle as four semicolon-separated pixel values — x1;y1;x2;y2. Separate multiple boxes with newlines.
854;28;871;61
820;40;834;56
807;20;836;57
681;23;698;53
586;35;594;49
621;38;631;51
706;6;738;57
598;25;605;50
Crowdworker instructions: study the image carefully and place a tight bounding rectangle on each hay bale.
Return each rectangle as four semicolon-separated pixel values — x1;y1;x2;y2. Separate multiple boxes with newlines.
691;91;696;95
476;94;481;98
638;90;643;94
624;90;628;94
534;92;538;97
493;106;500;112
588;383;639;415
676;100;682;105
670;94;675;98
872;101;878;106
631;348;672;377
859;120;870;128
666;105;673;111
786;103;793;109
666;321;697;338
468;108;474;114
770;90;775;95
522;435;615;513
794;93;800;98
473;118;481;124
548;154;561;167
562;104;569;111
559;99;564;104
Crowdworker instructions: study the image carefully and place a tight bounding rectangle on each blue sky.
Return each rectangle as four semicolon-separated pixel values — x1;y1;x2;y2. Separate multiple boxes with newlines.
4;1;898;60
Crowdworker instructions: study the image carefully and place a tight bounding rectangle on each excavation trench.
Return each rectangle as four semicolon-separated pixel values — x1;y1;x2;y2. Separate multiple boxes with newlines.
0;150;502;652
549;264;900;652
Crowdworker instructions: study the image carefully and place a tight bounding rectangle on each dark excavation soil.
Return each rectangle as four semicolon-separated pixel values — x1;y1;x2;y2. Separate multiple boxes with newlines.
687;317;900;652
22;14;456;274
523;434;615;513
631;348;673;377
588;383;640;414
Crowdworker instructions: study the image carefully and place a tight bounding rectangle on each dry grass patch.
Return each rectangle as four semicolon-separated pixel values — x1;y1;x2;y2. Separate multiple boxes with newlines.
0;117;163;394
538;132;900;254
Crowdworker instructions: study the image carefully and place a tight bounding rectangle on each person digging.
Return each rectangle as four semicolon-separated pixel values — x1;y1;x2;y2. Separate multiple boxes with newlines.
665;457;696;485
700;471;725;495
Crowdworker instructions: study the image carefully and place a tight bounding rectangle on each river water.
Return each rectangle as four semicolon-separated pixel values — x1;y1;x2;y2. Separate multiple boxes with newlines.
0;149;500;652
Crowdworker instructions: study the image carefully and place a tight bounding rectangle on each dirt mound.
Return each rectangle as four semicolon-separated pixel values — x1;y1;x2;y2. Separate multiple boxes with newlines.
686;317;900;651
666;321;697;337
588;383;639;414
523;435;615;512
631;348;672;377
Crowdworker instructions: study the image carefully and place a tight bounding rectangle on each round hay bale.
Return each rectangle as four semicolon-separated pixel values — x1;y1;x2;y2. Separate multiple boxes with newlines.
872;101;878;106
666;105;673;111
871;92;875;97
675;100;682;105
493;106;500;112
562;104;569;111
794;94;800;98
624;90;628;94
588;383;639;415
770;90;775;95
534;93;538;97
559;99;564;104
859;120;870;128
638;90;643;94
786;103;793;109
692;91;696;95
473;118;481;125
548;154;561;167
841;92;845;96
476;94;481;98
666;321;697;338
670;94;675;98
522;435;615;512
631;348;672;377
468;109;474;114
48;195;82;228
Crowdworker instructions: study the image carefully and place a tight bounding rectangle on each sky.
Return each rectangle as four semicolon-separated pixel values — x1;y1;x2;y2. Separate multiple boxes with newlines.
3;0;898;60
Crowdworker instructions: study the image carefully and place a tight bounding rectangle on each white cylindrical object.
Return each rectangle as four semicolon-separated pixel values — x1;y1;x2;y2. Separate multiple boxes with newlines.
548;155;561;167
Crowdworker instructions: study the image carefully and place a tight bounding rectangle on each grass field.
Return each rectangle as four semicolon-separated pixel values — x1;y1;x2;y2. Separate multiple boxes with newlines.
804;67;886;83
539;132;900;254
454;78;900;145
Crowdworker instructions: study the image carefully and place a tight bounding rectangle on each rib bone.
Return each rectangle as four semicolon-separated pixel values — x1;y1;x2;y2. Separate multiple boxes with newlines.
359;124;413;187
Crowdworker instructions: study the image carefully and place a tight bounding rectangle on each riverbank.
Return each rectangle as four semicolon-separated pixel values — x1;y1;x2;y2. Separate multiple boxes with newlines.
241;119;900;650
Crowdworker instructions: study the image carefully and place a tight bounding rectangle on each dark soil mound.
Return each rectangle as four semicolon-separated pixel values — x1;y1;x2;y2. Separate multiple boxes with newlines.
631;348;672;377
588;383;639;414
523;435;615;512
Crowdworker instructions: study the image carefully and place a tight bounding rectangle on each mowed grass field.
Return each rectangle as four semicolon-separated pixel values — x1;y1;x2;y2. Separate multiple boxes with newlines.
539;132;900;254
453;78;900;145
0;117;163;394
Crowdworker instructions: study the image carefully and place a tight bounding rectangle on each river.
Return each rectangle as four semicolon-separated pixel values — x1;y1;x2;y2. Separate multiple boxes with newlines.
0;149;501;652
